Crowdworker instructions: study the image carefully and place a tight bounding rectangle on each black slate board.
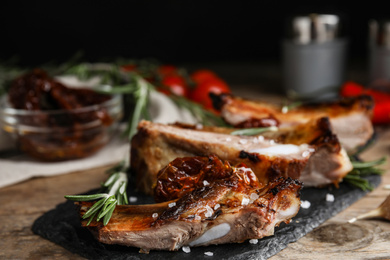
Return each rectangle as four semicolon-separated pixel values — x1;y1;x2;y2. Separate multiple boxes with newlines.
32;174;381;260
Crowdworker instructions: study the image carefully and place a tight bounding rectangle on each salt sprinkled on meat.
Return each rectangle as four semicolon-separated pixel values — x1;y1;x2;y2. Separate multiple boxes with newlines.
249;239;259;244
195;215;201;221
225;137;232;142
252;137;259;144
269;140;275;145
168;202;176;208
258;135;264;142
204;251;214;256
326;193;335;202
195;124;203;129
242;197;250;206
129;196;138;203
250;193;259;201
152;213;158;219
203;180;210;186
239;139;248;145
302;150;311;158
182;246;191;253
300;200;311;209
281;106;288;114
214;204;220;210
205;205;214;218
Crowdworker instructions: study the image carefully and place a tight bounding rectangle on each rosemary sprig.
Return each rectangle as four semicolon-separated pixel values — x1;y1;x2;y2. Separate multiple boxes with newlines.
169;94;229;127
344;156;387;191
230;126;278;136
65;151;130;226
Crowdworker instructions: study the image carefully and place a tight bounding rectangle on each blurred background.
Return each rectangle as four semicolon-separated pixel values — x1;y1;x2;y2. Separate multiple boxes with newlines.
1;1;389;92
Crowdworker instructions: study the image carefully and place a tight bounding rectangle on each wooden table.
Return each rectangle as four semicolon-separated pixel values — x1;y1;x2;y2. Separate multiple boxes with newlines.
1;63;390;259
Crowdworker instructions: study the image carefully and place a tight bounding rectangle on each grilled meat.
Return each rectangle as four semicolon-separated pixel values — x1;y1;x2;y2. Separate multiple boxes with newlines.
78;156;302;251
131;119;352;195
211;93;374;154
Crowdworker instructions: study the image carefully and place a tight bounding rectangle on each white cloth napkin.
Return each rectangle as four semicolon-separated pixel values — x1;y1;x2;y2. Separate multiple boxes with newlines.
0;90;197;189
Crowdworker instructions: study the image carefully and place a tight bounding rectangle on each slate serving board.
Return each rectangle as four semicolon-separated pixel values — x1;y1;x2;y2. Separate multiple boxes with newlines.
32;173;381;260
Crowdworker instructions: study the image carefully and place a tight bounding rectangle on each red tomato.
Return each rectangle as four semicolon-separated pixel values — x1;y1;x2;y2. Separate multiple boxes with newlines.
340;81;364;97
158;75;189;97
190;69;219;84
340;80;390;124
190;78;231;110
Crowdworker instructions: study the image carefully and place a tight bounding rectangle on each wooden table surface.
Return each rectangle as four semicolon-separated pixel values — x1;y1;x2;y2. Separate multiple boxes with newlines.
1;64;390;259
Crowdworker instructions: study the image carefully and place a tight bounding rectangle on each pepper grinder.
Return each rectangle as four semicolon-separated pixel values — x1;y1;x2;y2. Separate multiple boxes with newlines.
368;18;390;88
282;13;348;100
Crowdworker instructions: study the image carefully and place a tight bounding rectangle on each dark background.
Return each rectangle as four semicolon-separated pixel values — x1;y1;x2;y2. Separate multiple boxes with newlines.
1;1;389;67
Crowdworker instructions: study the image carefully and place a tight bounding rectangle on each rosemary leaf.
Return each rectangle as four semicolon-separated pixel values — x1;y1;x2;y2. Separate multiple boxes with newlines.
122;191;129;205
103;204;117;226
230;126;278;136
119;181;127;195
64;193;108;201
86;211;98;226
124;75;152;139
104;172;119;188
343;156;386;191
97;198;117;221
82;197;108;219
351;156;386;169
97;84;137;94
343;175;373;191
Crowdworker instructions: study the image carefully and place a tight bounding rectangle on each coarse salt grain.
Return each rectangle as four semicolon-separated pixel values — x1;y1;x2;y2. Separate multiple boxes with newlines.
239;139;248;145
152;213;158;218
129;196;138;203
249;239;259;244
302;150;311;158
168;202;176;208
195;215;201;221
214;204;220;210
326;193;335;202
241;197;250;206
205;205;213;218
301;200;311;209
226;137;232;142
204;252;214;256
195;124;203;129
269;140;275;145
203;180;210;186
250;193;259;201
182;246;191;253
258;136;264;142
281;106;288;114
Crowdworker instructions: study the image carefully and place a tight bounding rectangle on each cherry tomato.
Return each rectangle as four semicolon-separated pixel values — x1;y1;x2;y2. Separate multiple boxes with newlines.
190;78;231;110
158;75;189;97
340;80;390;124
340;81;364;97
190;69;219;84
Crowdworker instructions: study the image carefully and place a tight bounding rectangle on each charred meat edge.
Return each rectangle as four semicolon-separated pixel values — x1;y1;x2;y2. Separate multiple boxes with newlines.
77;176;302;252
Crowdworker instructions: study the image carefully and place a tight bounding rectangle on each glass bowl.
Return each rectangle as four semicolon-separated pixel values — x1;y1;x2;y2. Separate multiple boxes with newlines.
0;89;123;161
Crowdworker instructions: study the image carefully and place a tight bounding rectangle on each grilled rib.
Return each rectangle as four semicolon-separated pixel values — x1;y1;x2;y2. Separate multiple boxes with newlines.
211;93;374;154
77;156;302;252
131;118;352;195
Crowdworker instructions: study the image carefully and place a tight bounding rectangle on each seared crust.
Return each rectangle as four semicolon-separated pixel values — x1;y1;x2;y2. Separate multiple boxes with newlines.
77;162;302;252
212;93;374;154
131;119;352;195
131;120;312;195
